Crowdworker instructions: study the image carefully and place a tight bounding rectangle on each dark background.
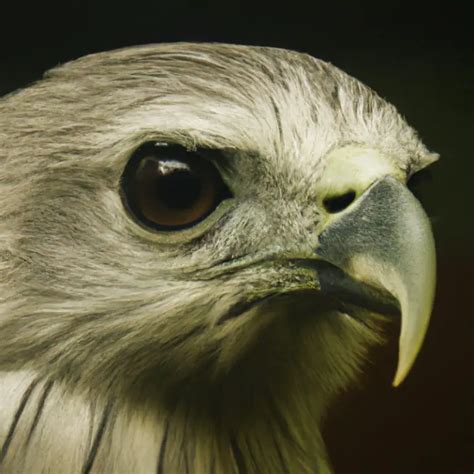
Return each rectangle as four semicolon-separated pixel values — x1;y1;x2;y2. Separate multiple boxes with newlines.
0;2;471;472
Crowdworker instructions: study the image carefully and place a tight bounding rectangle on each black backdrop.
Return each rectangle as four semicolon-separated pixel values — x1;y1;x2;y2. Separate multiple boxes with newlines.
1;2;471;472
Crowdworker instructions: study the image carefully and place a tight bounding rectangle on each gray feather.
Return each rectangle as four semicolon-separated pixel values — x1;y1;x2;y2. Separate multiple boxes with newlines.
0;43;430;473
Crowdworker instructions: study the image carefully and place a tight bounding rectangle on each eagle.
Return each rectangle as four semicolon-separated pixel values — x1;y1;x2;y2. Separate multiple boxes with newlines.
0;43;437;473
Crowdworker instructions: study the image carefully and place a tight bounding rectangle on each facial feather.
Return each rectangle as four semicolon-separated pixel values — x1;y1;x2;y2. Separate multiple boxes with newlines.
0;43;433;473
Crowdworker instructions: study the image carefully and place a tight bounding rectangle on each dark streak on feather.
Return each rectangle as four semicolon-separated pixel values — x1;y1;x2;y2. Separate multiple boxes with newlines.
230;435;247;474
184;445;190;474
82;400;113;474
270;97;284;146
24;380;53;447
156;419;170;474
0;378;39;464
86;398;97;452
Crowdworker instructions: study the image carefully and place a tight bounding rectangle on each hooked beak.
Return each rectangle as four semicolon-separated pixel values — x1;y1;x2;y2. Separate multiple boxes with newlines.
315;176;436;386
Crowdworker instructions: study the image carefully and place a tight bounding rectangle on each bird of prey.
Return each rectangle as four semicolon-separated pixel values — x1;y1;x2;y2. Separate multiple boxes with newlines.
0;43;437;473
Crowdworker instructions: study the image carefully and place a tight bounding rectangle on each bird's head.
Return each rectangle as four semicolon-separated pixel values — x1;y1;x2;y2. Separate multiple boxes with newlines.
0;44;436;419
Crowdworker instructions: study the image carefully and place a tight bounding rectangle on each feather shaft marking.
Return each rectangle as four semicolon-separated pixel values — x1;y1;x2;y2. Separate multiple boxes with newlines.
82;400;113;474
0;379;40;463
230;435;247;474
156;419;170;474
24;380;54;447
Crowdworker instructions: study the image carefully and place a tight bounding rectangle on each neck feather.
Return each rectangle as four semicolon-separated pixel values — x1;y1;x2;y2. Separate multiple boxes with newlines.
0;371;332;473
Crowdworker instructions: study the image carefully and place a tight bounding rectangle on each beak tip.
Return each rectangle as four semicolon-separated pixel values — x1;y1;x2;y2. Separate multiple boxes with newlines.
392;368;407;387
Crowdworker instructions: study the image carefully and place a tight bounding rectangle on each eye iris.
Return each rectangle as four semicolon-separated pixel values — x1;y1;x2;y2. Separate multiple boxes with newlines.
137;157;215;226
121;144;231;231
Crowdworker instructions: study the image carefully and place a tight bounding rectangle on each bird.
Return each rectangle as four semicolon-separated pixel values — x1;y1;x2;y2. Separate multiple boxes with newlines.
0;43;437;473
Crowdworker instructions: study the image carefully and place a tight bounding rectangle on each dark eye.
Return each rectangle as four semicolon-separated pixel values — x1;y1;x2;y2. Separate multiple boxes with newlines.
120;142;232;231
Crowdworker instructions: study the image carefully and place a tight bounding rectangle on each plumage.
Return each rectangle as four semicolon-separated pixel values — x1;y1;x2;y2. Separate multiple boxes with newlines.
0;43;437;473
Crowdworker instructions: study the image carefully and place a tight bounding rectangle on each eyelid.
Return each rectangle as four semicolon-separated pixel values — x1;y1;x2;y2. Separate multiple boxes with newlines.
194;146;234;168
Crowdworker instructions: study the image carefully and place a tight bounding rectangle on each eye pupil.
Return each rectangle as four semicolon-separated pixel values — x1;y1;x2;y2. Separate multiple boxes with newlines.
121;143;232;231
154;168;202;210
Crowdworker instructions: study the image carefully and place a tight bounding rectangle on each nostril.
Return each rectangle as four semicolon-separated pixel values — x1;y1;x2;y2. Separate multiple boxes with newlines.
323;191;356;213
